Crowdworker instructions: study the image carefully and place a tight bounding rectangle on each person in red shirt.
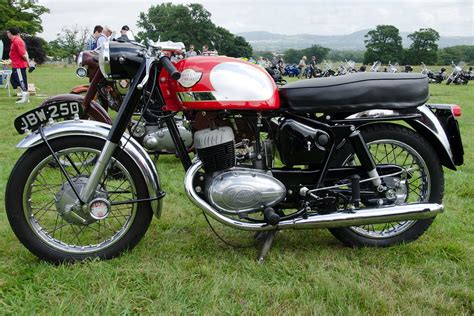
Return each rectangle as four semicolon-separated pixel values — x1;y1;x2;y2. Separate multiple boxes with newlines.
7;27;29;103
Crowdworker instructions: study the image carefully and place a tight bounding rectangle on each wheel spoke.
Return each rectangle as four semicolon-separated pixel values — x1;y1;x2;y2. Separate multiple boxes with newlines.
22;146;138;254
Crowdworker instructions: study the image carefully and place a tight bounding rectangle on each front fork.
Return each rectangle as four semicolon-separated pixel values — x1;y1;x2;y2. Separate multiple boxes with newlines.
78;63;192;206
79;62;146;205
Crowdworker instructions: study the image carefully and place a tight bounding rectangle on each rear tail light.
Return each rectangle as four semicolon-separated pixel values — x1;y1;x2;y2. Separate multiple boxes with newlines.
451;105;462;117
428;103;462;117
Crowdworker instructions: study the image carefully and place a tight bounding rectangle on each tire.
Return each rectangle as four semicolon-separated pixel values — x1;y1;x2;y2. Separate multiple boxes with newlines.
446;78;452;85
329;124;444;247
5;136;153;263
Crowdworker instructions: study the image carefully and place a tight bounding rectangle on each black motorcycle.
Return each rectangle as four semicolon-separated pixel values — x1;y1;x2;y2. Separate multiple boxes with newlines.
446;61;470;85
421;63;446;84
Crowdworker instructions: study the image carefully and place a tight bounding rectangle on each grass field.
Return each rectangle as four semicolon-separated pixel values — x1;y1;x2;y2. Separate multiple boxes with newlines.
0;65;472;314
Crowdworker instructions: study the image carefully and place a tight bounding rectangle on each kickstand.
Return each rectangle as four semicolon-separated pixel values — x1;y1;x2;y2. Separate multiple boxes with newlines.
257;230;277;264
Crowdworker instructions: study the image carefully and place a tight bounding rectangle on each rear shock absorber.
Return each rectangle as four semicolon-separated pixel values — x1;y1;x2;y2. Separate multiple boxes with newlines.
348;130;382;188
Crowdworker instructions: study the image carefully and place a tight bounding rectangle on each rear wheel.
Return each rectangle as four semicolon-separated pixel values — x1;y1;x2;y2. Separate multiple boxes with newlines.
5;136;153;263
329;124;444;247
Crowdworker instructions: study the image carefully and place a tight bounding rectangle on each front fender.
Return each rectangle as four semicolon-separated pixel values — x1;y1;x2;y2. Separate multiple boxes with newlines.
70;84;90;94
17;120;163;218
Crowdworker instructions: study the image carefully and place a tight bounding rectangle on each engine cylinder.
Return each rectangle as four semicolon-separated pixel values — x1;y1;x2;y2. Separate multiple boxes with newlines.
194;126;235;173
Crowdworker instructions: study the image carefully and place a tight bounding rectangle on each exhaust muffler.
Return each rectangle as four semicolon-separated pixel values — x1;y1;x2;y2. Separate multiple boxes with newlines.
185;160;443;232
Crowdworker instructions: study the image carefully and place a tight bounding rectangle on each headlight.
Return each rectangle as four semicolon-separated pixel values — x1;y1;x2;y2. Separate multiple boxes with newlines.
98;41;143;80
99;41;112;79
76;67;88;78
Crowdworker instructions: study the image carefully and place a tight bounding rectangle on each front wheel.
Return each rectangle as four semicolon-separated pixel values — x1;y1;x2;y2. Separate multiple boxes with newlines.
5;136;153;263
329;124;444;247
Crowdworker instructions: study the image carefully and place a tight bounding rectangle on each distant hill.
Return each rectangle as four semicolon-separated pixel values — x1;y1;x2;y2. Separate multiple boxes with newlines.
238;30;474;51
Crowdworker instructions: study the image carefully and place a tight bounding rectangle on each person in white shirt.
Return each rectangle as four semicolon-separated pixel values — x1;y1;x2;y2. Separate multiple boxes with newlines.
97;26;112;48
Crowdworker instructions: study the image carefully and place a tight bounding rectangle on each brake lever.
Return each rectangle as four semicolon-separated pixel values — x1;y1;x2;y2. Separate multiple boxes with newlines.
137;56;157;90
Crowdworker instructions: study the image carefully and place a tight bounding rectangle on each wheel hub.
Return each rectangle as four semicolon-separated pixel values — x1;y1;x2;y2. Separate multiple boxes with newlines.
55;176;108;225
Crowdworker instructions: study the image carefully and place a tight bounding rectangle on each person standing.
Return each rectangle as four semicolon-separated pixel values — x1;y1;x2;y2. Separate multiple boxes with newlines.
96;26;111;48
309;56;317;78
116;25;130;42
85;25;103;50
185;45;197;58
298;56;307;79
7;27;29;104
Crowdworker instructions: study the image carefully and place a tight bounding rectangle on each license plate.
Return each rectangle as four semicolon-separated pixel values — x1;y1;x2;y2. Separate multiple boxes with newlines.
14;101;83;134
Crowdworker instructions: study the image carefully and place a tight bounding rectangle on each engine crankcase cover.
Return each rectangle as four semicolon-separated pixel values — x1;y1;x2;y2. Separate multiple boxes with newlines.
206;168;286;214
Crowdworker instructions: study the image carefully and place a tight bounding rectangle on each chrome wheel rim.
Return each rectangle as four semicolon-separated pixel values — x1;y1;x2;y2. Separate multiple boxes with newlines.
345;139;431;239
23;147;138;254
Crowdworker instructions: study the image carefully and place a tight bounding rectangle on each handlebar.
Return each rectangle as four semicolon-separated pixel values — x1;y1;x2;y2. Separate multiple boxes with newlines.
137;55;181;90
160;56;181;80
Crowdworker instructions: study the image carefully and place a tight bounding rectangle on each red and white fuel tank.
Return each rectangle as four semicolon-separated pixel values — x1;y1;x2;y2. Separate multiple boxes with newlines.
159;56;280;111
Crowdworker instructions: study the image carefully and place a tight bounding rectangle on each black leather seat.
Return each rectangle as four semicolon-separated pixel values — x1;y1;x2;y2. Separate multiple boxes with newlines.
279;73;429;113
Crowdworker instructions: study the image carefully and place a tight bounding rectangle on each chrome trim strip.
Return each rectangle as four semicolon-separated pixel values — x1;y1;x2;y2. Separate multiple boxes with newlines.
17;120;163;218
177;91;217;102
185;160;443;231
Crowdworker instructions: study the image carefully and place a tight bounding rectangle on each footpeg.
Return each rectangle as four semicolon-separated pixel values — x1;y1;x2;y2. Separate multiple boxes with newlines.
264;207;280;226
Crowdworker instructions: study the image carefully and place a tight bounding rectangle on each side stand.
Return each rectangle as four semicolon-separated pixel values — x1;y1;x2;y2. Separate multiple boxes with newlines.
257;230;277;264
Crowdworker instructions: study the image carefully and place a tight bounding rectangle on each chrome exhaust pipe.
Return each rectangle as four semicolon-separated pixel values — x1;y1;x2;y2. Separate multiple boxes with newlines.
185;160;443;232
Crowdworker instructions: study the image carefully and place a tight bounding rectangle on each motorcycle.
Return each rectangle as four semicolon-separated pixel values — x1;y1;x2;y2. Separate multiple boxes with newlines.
283;64;299;77
370;61;381;72
336;60;357;76
387;61;399;73
36;46;193;156
446;61;470;85
265;65;287;86
421;62;446;84
6;40;464;263
320;61;336;77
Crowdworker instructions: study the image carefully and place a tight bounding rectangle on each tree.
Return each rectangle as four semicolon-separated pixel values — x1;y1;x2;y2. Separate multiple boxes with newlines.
1;0;50;63
137;3;252;57
1;31;48;64
437;45;474;65
406;28;440;64
254;51;274;60
283;45;330;64
48;25;89;59
0;0;50;35
283;48;301;64
327;50;365;63
364;25;403;64
301;45;330;61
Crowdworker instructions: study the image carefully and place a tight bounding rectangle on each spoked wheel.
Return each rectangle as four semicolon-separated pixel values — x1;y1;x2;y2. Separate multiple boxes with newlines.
329;124;444;247
6;136;152;263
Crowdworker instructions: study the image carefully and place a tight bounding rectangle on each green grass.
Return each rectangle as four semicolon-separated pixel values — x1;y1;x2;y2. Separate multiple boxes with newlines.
0;65;472;314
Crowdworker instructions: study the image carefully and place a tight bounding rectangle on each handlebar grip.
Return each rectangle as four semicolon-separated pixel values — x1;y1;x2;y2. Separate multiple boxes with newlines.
160;56;181;80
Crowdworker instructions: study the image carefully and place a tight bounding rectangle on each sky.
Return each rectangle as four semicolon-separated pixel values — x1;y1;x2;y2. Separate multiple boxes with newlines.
37;0;474;41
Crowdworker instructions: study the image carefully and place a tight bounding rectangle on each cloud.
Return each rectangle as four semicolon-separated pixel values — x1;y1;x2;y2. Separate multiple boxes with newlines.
37;0;473;40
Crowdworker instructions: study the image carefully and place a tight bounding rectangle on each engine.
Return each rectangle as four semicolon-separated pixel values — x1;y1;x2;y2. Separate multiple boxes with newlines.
134;119;193;153
194;126;286;215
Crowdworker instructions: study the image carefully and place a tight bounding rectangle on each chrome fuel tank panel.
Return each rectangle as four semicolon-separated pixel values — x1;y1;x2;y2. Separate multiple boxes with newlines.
206;168;286;215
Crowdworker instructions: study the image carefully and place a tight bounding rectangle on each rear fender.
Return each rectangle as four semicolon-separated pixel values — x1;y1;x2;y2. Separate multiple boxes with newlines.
17;120;163;218
345;105;456;170
38;94;112;125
